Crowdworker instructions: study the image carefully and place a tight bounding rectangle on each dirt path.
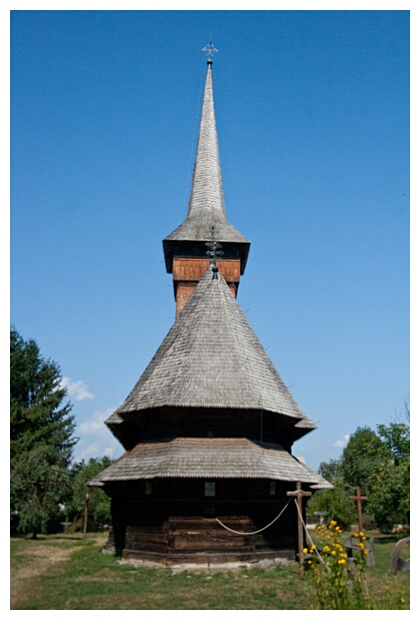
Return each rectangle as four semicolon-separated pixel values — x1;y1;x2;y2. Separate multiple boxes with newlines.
10;538;76;608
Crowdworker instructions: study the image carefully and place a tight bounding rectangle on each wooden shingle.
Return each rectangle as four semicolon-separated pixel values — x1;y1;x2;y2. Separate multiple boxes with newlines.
163;61;250;274
89;437;332;488
108;266;316;434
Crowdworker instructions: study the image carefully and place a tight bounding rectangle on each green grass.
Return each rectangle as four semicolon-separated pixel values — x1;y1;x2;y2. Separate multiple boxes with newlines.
10;532;410;610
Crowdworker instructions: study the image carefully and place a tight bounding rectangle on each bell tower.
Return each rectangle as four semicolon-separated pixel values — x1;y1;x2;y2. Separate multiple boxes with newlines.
163;44;250;316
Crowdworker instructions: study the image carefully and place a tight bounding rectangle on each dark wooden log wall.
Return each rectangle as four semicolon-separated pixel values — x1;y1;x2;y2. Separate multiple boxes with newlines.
104;478;309;563
116;409;295;452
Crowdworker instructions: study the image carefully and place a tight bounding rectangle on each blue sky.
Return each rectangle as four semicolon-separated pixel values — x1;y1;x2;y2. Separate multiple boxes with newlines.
9;8;410;472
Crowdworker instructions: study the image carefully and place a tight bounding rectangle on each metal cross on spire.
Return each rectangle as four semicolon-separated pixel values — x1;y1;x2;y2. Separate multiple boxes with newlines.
202;39;218;61
206;226;224;279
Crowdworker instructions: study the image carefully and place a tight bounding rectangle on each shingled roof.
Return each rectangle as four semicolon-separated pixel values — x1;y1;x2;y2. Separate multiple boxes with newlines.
163;61;250;272
89;437;332;489
106;266;316;435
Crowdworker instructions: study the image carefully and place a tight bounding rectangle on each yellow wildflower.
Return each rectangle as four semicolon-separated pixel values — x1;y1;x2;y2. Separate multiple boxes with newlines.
323;545;330;552
331;550;337;556
302;548;308;554
338;559;346;565
359;542;365;549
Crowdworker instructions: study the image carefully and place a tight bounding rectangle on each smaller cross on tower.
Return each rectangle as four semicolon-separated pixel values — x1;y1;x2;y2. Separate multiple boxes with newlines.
205;228;224;279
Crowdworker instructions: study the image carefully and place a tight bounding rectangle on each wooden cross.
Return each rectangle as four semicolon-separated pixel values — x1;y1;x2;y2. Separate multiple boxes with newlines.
349;487;368;532
287;481;312;578
83;492;90;541
60;519;72;533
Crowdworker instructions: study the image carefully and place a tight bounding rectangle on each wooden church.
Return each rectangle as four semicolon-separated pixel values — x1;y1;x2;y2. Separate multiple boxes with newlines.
89;46;332;568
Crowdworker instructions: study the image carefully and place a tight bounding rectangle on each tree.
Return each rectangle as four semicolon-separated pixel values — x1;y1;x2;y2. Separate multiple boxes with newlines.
10;327;78;535
310;420;410;532
11;444;73;537
70;457;112;531
308;458;356;529
318;458;343;483
10;327;77;465
341;426;390;497
369;421;410;530
369;458;409;531
376;422;409;465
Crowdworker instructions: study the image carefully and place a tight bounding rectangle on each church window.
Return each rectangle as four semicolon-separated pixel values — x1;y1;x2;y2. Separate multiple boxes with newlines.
204;481;216;496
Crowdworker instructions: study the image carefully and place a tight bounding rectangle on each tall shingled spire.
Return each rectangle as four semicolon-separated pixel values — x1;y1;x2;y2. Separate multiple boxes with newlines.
187;55;226;223
163;44;250;316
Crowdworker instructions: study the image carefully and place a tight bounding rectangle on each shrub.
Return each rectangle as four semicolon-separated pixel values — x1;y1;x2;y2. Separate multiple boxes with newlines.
305;521;406;609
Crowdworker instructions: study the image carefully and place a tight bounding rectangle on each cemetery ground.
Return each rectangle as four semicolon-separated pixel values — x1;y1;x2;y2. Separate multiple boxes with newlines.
10;530;409;610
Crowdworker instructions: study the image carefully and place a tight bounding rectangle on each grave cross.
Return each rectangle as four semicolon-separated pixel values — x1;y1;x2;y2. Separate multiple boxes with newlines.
287;481;312;578
83;492;90;541
349;487;368;532
60;518;72;533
